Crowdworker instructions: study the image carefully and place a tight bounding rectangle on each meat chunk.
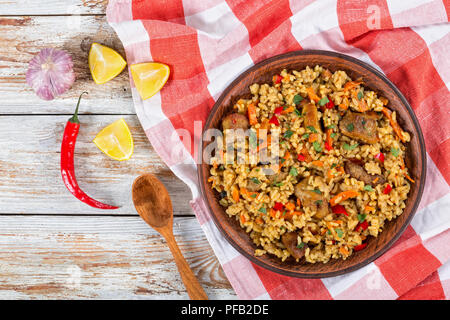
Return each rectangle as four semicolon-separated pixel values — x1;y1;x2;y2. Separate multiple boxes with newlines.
302;103;321;133
344;161;385;186
281;232;307;260
294;179;329;219
246;178;262;192
222;113;249;130
267;171;288;184
339;111;378;144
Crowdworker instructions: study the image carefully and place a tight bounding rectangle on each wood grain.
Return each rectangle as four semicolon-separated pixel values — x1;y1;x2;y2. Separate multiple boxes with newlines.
0;115;193;215
0;15;134;114
0;215;236;299
0;1;107;15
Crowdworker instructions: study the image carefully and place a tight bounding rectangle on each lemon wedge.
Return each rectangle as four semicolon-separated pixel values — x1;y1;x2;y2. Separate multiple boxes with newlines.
130;62;170;100
89;43;127;84
93;118;134;161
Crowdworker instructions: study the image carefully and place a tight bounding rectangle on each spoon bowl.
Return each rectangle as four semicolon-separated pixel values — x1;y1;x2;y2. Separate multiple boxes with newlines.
132;173;208;300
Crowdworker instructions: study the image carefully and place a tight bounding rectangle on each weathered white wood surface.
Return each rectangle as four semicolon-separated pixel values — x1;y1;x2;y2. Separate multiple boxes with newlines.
0;0;106;16
0;115;194;215
0;216;236;299
0;15;133;114
0;0;238;299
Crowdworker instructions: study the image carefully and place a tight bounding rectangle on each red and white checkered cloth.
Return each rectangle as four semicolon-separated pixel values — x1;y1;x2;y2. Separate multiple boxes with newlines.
107;0;450;299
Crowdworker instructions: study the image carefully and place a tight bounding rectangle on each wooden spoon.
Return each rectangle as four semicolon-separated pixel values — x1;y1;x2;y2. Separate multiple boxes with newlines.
132;173;208;300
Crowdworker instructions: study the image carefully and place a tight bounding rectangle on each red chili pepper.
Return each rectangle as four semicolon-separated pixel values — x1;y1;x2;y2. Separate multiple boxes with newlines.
383;184;392;194
374;152;385;163
61;93;119;210
355;220;369;232
354;243;367;251
324;97;335;109
297;153;306;161
325;141;333;151
273;202;284;211
331;204;349;216
268;115;280;126
274;106;283;115
273;74;282;84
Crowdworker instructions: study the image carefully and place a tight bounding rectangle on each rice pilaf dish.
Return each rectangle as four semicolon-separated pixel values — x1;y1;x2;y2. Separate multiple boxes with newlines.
208;65;414;263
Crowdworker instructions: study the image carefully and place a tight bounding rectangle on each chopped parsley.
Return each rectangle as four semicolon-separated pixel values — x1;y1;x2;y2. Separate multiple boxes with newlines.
249;129;258;148
296;242;305;249
318;96;329;106
314;199;323;206
312;188;322;194
258;207;267;214
293;94;303;105
357;214;366;222
330;132;337;138
284;129;294;139
294;108;302;116
218;164;225;171
346;123;355;132
364;185;374;192
335;228;344;238
331;163;337;169
391;147;400;157
343;143;359;151
289;167;298;177
357;90;364;100
250;177;261;185
306;126;318;133
326;124;336;129
313;141;322;152
272;182;284;187
302;133;310;139
250;194;257;198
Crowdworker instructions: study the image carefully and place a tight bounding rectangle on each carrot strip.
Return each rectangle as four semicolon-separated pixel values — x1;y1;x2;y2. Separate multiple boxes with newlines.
240;214;246;224
300;147;312;163
285;202;295;212
311;160;324;167
308;133;318;143
382;107;406;143
255;217;264;225
405;174;415;184
343;80;362;92
306;87;320;102
281;106;295;114
231;186;240;203
326;128;333;148
247;103;258;125
364;205;375;213
330;190;359;206
339;247;349;255
296;198;301;207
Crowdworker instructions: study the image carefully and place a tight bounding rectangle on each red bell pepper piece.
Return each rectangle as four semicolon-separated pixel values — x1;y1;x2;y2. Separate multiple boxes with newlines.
297;153;306;162
325;141;333;151
274;106;283;115
273;74;282;84
355;220;369;232
331;204;349;216
383;184;392;194
273;202;284;211
268;115;279;126
325;97;335;109
374;152;385;163
354;243;367;251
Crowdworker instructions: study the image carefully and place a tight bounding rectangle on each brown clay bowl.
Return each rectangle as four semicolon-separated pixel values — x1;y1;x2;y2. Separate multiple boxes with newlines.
198;50;426;278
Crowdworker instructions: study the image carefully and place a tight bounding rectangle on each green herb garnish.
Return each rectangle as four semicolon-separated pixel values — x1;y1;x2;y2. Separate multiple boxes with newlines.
335;228;344;238
307;126;318;133
343;143;359;151
357;214;366;222
313;141;322;152
284;129;294;139
314;199;323;206
357;91;363;100
302;133;310;139
331;163;337;169
327;124;336;129
318;96;329;106
346;123;355;132
259;207;267;214
250;177;261;184
289;167;298;177
250;194;257;198
330;132;337;138
312;188;322;194
273;182;284;187
391;147;400;157
364;185;374;192
296;242;305;249
293;94;303;105
294;108;302;116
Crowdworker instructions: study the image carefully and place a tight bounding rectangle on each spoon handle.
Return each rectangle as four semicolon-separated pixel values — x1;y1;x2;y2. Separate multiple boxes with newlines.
160;228;209;300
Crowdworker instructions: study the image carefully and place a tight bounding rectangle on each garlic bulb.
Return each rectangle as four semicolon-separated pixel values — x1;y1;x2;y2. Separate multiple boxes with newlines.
26;48;75;100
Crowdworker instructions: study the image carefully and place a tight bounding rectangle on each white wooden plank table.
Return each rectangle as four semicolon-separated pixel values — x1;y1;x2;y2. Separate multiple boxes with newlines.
0;0;237;299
